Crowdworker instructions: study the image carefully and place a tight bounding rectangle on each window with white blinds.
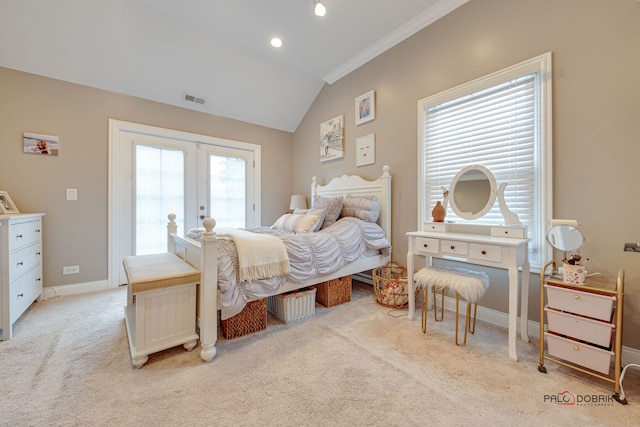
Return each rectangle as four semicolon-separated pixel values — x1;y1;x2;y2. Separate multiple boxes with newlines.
418;53;552;269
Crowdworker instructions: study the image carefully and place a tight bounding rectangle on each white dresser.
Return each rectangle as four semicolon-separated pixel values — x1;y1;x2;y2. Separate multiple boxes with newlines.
0;213;45;340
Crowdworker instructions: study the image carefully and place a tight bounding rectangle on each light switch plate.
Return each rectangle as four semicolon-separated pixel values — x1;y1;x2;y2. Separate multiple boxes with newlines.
66;188;77;200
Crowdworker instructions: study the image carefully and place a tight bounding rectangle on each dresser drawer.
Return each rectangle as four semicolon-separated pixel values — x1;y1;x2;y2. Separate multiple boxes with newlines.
545;332;613;375
441;240;467;256
545;285;615;321
468;243;501;262
414;237;439;255
10;242;42;280
10;219;42;251
545;307;613;347
490;225;526;239
10;266;42;324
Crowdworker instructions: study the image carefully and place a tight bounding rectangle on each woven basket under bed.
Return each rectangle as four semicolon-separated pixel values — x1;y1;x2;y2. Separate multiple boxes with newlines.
221;298;268;339
372;262;417;309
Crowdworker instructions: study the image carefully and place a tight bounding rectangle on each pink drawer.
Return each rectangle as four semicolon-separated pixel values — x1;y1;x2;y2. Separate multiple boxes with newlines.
544;285;614;321
545;307;613;347
545;332;613;375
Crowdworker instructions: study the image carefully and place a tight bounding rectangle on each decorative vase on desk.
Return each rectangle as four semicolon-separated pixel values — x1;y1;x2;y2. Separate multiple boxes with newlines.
432;201;446;222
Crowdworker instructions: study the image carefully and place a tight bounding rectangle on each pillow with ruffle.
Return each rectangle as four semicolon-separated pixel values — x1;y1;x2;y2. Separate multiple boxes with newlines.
293;208;325;232
340;195;380;222
312;195;343;229
271;213;320;233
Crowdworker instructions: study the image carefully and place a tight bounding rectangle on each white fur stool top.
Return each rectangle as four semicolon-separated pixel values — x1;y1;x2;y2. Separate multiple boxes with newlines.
415;267;489;303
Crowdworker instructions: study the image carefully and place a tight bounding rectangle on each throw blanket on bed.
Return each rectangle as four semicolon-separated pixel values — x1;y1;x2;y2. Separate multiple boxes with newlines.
216;227;290;281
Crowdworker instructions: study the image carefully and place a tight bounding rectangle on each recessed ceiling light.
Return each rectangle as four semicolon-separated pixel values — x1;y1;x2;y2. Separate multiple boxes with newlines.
270;37;283;48
314;1;326;17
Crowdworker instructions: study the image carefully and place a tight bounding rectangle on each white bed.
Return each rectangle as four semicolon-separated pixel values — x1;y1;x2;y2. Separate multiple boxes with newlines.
167;165;392;362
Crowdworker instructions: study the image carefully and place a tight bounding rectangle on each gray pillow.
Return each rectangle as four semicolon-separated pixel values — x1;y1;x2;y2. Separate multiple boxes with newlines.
340;195;380;222
312;195;343;229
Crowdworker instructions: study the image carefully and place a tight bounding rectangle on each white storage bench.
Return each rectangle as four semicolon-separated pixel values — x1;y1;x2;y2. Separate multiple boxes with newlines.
123;253;200;368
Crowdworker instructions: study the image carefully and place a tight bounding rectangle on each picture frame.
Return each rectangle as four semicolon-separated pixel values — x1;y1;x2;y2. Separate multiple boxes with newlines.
23;132;60;156
0;191;19;214
355;90;375;125
320;115;344;163
356;134;375;167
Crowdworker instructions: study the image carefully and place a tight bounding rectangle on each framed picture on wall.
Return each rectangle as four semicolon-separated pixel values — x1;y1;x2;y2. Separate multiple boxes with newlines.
320;115;344;162
355;90;375;125
356;134;375;167
23;132;60;156
0;191;19;214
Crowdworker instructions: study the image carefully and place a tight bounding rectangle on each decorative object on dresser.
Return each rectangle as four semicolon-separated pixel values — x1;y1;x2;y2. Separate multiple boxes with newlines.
407;164;530;361
0;213;45;340
431;200;446;222
0;191;19;214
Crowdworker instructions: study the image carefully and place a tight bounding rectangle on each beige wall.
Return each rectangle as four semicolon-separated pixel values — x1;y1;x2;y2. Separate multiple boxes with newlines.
293;0;640;348
0;67;293;288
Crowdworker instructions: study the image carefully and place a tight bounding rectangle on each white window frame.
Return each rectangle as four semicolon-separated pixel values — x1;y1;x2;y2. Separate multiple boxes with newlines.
417;52;553;271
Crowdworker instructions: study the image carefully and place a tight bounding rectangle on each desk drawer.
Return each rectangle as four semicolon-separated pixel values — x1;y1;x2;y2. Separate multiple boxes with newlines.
469;243;501;263
545;332;613;375
545;307;613;347
545;285;614;321
441;240;467;256
414;237;439;255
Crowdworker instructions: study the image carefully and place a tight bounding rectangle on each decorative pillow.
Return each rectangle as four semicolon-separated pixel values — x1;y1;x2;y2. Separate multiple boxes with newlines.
293;208;326;232
340;195;380;222
271;213;320;233
312;195;343;229
185;228;205;240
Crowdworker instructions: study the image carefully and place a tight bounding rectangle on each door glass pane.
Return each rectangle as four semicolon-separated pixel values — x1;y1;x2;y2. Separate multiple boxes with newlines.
136;145;184;254
210;154;246;228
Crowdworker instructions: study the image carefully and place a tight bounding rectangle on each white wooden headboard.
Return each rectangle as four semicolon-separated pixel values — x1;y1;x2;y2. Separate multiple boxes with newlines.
311;165;391;243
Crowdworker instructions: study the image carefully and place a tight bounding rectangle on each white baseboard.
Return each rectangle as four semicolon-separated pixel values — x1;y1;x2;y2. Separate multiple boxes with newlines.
438;295;640;367
43;280;111;299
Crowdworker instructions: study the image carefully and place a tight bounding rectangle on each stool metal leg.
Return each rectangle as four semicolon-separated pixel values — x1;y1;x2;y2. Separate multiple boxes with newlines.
455;294;475;347
469;303;478;334
422;286;428;333
433;287;444;321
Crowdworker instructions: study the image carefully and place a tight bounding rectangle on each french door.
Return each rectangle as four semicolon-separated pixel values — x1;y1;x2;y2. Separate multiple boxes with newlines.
109;120;260;287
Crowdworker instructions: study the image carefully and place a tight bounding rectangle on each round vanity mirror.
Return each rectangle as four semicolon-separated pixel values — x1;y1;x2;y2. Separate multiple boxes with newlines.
546;225;585;252
448;165;497;220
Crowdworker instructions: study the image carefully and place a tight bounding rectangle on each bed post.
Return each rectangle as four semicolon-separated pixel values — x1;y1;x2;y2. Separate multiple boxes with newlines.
167;213;177;255
198;217;218;362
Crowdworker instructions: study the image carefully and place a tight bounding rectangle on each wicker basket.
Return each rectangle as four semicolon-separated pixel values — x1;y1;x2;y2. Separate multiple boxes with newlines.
314;275;352;307
221;298;267;339
268;287;316;323
372;262;416;308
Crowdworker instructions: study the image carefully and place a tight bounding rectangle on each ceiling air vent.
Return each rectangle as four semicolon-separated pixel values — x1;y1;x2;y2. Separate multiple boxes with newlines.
183;92;206;105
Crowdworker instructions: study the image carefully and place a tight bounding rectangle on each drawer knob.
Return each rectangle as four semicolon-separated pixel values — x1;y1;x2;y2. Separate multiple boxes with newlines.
17;261;24;266
481;250;487;255
16;234;23;239
17;293;24;298
423;243;429;248
36;252;41;255
36;229;41;233
450;245;455;250
573;345;579;351
573;295;580;300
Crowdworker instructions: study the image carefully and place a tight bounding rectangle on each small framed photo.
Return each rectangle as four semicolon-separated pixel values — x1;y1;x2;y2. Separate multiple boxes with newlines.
355;90;375;125
0;191;19;214
23;132;60;156
356;134;375;167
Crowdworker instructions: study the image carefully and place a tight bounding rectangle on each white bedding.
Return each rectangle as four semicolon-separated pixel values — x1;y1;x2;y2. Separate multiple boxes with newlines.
188;216;391;319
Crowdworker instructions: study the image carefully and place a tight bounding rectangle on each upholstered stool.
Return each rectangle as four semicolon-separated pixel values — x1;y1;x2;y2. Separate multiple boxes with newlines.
414;267;489;346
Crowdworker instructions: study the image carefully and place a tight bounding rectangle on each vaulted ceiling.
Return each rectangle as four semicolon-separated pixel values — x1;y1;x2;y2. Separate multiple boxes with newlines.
0;0;468;132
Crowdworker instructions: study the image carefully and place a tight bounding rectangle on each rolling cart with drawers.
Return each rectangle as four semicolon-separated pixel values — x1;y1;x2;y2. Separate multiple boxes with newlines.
538;260;626;404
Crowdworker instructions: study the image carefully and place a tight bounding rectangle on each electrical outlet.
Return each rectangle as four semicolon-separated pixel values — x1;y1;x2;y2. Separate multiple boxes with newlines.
66;188;77;201
63;265;80;275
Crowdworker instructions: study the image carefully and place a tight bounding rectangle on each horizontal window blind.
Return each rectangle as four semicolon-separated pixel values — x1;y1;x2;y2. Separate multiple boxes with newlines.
422;74;537;231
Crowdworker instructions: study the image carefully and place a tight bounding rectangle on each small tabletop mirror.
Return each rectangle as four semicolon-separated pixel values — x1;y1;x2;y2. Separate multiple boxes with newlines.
546;225;585;252
449;165;497;220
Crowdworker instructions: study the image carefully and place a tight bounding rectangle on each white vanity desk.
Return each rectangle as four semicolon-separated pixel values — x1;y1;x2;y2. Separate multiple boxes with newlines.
407;225;530;361
410;163;535;361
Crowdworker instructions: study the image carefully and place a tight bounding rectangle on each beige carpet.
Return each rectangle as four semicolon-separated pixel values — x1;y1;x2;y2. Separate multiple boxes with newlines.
2;281;638;426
